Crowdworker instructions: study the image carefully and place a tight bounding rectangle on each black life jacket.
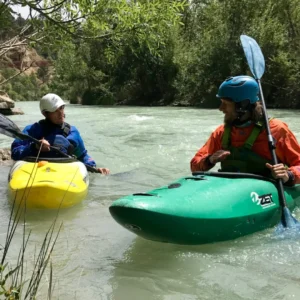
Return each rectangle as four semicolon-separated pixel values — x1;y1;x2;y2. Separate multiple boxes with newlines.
38;119;73;154
38;119;71;137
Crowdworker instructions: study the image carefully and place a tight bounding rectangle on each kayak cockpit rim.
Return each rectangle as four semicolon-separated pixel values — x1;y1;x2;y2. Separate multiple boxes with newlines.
192;171;277;183
22;156;77;163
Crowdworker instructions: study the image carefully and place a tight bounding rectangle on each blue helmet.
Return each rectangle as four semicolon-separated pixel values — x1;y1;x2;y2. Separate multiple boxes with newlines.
216;76;259;104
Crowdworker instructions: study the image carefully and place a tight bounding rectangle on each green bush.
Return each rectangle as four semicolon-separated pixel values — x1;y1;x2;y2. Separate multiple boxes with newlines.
0;69;49;101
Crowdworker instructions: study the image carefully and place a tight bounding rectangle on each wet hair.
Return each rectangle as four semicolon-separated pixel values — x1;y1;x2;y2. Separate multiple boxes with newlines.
251;102;264;123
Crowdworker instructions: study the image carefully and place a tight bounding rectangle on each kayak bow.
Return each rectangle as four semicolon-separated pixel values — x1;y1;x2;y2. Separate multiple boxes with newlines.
110;172;300;245
8;157;89;209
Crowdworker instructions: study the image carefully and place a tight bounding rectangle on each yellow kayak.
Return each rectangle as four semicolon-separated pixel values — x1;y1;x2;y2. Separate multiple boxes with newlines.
8;158;89;209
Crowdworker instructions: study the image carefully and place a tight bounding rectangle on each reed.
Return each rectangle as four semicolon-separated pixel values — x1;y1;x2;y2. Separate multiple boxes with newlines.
0;193;61;299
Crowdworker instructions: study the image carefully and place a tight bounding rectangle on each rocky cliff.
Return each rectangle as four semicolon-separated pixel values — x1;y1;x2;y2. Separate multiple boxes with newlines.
0;44;51;114
0;45;50;75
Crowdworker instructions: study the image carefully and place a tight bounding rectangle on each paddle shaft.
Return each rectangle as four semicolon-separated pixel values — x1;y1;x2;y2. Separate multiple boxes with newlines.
258;80;287;209
13;129;102;173
240;34;296;228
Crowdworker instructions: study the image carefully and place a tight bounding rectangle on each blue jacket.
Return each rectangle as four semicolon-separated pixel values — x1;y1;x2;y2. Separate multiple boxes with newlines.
11;119;97;167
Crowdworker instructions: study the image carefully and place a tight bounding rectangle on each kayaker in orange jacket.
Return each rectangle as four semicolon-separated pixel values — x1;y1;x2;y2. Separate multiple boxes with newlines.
190;75;300;186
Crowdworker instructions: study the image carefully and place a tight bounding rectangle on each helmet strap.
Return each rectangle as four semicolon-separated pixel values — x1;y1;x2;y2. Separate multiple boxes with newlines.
233;100;254;126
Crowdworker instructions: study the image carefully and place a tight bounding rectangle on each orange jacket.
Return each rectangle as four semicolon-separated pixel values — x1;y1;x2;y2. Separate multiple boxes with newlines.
190;119;300;184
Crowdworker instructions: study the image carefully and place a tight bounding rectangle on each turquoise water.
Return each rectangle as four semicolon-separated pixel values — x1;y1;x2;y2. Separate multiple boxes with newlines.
1;102;300;299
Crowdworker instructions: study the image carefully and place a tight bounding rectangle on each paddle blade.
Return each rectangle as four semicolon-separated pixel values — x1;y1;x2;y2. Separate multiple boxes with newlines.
275;207;300;236
282;207;300;228
240;35;265;79
0;113;22;139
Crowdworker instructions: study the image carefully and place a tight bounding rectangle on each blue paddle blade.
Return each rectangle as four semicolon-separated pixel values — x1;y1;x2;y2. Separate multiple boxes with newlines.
275;207;300;234
282;206;300;228
240;35;265;79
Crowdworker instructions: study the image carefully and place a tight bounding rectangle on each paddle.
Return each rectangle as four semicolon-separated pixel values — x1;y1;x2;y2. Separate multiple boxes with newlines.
240;34;299;228
0;113;102;173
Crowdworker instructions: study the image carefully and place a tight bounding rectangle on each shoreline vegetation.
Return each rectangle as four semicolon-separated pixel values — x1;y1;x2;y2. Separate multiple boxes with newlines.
1;145;62;299
0;149;12;164
1;191;61;299
1;1;300;109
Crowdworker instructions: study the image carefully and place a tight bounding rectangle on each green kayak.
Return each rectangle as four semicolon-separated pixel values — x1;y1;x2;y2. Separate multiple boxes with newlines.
109;172;300;245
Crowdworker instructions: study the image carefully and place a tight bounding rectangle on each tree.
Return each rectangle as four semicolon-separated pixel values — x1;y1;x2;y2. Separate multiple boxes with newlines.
173;0;300;108
0;0;186;67
0;0;186;102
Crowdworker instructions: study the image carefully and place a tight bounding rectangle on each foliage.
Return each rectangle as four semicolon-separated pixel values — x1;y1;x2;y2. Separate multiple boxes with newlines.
0;0;186;104
1;68;48;101
2;0;300;108
51;0;300;108
0;0;185;54
49;42;90;103
111;36;179;106
174;0;300;108
51;29;179;105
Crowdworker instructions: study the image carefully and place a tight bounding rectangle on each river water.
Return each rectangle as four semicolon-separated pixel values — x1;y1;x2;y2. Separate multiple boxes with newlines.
1;102;300;299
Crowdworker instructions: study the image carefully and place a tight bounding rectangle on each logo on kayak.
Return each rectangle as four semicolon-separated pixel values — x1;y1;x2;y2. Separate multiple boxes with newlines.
251;192;275;208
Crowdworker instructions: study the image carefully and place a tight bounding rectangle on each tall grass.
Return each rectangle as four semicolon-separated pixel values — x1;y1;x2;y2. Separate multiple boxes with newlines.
0;194;62;299
1;146;62;299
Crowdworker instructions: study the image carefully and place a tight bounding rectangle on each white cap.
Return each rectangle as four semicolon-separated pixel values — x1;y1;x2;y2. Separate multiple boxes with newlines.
40;93;65;113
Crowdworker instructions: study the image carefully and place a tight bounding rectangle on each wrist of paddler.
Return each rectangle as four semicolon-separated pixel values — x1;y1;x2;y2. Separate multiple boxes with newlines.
205;155;215;167
284;170;295;186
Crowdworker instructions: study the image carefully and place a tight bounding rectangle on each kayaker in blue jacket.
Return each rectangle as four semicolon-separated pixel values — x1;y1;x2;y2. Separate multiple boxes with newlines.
11;93;110;175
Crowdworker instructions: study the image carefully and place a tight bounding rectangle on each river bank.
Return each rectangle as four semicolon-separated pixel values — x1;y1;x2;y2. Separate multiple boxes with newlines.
0;148;12;165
